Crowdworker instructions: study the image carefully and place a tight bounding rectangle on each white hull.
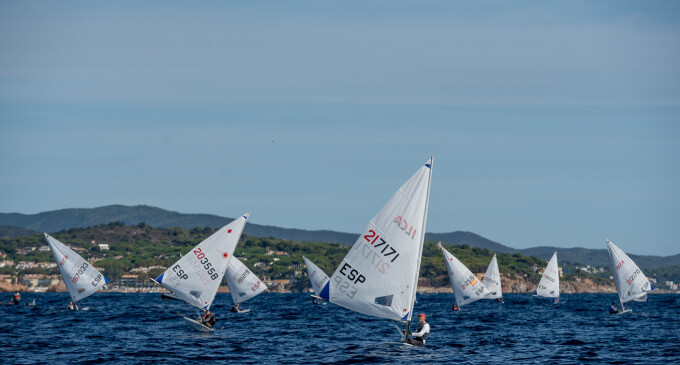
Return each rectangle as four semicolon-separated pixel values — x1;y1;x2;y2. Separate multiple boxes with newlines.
616;309;633;315
382;341;416;347
183;317;213;332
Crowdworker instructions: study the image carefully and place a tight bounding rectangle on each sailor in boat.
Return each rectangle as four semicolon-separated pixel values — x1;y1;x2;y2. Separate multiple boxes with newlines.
451;304;459;311
312;296;320;305
553;297;560;304
405;313;430;347
495;298;504;303
609;302;619;314
201;311;216;328
230;304;240;313
67;301;76;311
12;291;20;305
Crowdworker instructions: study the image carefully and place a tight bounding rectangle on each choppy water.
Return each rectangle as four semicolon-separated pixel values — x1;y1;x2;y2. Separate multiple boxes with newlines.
1;293;679;364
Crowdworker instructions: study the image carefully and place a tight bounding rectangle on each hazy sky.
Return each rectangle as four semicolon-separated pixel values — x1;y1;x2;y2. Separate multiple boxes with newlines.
1;1;679;255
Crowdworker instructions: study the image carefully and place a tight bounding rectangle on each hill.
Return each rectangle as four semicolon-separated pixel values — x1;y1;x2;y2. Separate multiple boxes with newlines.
1;223;679;291
1;205;678;269
0;225;38;239
0;205;360;244
0;223;563;290
0;205;508;250
518;247;680;270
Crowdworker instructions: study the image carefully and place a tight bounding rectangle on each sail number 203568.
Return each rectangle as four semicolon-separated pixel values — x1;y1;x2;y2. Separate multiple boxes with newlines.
193;247;219;281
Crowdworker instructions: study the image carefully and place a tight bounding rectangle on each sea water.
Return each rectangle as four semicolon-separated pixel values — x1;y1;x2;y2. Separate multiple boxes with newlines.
1;293;678;364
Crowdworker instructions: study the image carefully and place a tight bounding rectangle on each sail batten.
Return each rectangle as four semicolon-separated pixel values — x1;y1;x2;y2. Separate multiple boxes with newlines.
157;213;249;311
327;158;433;322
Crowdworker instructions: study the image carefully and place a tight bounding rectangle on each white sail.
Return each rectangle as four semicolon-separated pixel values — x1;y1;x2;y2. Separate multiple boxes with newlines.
441;246;491;307
303;256;329;298
606;239;652;304
224;256;267;305
155;213;249;311
323;158;433;322
45;233;108;304
481;254;502;300
535;252;560;298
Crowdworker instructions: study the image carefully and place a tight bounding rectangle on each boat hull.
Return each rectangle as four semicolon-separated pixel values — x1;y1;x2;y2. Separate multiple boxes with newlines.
183;317;213;332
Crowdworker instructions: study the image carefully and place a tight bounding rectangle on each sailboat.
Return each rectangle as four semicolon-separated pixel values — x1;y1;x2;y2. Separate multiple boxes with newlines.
44;233;109;310
438;242;491;309
534;252;560;303
606;239;653;314
224;256;267;313
153;213;249;331
320;157;433;345
303;256;329;304
481;254;503;302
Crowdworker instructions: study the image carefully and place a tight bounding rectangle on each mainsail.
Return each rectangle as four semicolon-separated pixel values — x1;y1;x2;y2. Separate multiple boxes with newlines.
535;252;560;299
481;254;502;300
155;213;249;311
303;256;329;298
45;233;109;305
606;239;653;308
322;157;433;325
440;245;491;307
224;256;267;305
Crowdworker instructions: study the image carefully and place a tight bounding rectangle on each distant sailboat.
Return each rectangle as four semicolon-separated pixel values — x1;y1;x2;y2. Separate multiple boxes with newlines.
45;233;109;310
224;256;267;313
481;254;503;302
154;213;249;331
321;157;433;345
438;243;491;308
606;239;653;314
534;252;560;303
303;256;329;303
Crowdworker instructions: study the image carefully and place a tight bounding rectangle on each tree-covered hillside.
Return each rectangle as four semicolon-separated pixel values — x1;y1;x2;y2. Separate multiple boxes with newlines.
1;222;678;291
0;222;544;284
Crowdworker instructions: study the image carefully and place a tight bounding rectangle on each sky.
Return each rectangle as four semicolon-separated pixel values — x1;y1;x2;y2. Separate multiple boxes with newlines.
1;1;679;255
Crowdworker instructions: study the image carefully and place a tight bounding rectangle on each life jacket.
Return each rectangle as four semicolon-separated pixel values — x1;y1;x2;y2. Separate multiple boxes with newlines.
13;293;20;300
415;322;430;341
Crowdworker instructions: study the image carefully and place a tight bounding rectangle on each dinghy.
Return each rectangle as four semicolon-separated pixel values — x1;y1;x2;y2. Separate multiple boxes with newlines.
320;157;433;345
481;254;503;302
606;239;653;314
533;252;560;304
303;256;329;304
224;256;267;313
438;242;491;309
45;233;109;310
153;213;249;331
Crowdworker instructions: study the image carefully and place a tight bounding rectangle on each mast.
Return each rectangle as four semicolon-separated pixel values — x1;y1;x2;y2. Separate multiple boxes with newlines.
404;156;433;335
